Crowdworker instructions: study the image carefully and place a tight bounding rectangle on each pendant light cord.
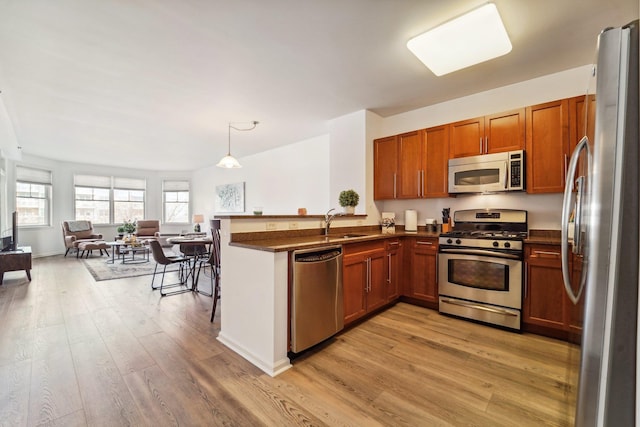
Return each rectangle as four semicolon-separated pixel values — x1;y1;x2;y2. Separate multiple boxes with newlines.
227;121;259;155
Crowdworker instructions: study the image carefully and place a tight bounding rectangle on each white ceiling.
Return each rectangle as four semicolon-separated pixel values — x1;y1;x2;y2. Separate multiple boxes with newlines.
0;0;637;171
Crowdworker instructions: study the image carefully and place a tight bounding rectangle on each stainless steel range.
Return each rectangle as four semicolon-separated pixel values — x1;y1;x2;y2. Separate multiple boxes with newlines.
438;209;527;330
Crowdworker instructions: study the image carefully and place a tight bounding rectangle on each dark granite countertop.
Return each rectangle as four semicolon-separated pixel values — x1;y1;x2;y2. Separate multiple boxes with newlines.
525;229;562;245
229;228;440;252
229;227;564;252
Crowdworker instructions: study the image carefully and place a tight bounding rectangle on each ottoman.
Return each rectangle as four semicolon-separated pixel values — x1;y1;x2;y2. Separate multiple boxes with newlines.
77;241;110;258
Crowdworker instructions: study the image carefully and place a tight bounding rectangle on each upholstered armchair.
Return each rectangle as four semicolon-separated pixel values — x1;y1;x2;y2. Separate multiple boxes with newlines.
61;220;103;257
134;219;160;240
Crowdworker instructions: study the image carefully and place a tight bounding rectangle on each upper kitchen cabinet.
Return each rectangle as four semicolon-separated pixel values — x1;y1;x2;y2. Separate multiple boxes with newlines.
397;130;424;198
374;135;399;200
374;126;449;200
569;94;596;182
526;99;570;193
422;125;450;198
449;109;525;158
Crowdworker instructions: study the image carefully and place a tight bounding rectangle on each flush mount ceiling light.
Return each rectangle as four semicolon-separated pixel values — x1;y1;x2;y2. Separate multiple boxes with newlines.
216;120;259;169
407;3;512;76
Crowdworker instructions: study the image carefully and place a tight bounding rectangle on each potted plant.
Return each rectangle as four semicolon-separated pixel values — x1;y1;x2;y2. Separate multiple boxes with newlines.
339;189;359;214
116;225;125;238
122;219;136;235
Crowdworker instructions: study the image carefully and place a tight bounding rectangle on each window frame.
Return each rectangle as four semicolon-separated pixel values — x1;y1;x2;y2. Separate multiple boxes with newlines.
162;180;190;224
15;166;52;228
73;175;146;225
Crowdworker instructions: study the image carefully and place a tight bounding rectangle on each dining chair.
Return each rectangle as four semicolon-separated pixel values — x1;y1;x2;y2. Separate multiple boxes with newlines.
149;240;190;296
195;221;221;321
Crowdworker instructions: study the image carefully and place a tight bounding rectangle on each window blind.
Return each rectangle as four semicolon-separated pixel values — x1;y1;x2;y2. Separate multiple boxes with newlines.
16;166;52;185
163;180;190;191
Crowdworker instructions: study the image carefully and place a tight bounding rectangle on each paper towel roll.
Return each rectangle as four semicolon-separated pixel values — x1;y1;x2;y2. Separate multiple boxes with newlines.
405;209;417;233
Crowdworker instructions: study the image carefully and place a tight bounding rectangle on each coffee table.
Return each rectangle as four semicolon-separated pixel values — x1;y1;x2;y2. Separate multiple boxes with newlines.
106;241;150;264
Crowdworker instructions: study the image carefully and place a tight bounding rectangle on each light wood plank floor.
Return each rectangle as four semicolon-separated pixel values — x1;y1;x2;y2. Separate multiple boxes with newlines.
0;255;578;426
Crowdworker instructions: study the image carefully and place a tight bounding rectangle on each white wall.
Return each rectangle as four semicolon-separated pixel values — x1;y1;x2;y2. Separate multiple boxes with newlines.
191;134;331;219
8;154;192;257
328;110;367;214
373;64;595;230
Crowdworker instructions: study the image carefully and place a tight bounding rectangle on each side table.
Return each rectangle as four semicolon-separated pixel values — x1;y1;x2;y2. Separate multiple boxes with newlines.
0;246;32;284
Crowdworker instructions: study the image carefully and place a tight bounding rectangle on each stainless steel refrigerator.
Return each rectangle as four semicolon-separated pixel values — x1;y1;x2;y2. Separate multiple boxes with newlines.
562;20;639;426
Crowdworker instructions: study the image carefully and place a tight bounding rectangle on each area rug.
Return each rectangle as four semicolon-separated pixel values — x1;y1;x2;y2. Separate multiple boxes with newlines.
81;254;181;282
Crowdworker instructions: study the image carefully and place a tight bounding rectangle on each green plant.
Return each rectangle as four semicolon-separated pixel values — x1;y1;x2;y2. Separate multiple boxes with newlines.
339;189;359;207
116;225;125;234
122;219;136;234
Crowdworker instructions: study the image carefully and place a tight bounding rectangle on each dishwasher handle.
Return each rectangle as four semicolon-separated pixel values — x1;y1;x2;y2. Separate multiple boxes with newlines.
294;245;343;262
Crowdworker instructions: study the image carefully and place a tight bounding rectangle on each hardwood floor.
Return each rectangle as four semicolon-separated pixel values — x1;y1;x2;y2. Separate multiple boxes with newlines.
0;255;578;426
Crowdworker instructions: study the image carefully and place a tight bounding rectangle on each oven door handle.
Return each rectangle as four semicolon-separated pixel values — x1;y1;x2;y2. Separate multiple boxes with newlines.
440;298;518;317
439;248;521;260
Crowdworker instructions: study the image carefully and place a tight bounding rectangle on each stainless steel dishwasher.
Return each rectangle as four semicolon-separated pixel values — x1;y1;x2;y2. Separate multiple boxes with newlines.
291;245;344;353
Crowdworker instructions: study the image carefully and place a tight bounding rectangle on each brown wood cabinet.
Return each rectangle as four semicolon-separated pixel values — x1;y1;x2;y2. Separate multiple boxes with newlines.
422;125;450;198
449;109;525;158
523;244;566;330
342;241;388;325
385;238;402;301
397;130;424;198
373;135;399;200
569;94;596;184
525;99;570;193
406;237;439;308
523;244;585;340
374;126;449;200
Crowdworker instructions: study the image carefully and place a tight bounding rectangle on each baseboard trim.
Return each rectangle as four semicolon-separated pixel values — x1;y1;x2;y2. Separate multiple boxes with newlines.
217;332;292;377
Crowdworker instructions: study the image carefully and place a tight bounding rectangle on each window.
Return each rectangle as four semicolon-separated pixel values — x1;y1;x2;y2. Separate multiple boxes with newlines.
16;166;52;226
74;175;146;224
163;180;190;223
113;177;145;223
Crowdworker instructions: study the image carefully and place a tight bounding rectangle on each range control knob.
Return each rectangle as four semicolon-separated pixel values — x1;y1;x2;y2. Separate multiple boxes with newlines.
504;242;511;248
455;239;462;245
492;241;499;247
447;238;453;244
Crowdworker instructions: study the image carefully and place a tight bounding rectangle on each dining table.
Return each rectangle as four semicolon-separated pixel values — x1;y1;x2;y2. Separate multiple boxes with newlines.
166;236;213;295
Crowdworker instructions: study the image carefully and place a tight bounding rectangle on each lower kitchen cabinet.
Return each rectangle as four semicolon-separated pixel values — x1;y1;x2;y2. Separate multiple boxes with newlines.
385;238;402;301
343;241;388;325
523;244;585;340
405;237;438;309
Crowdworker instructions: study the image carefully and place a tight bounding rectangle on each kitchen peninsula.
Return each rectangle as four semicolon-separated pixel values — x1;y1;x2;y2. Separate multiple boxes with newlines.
215;214;438;376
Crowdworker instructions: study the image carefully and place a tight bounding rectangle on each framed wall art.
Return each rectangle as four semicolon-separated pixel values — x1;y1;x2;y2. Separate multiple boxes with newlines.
214;182;245;213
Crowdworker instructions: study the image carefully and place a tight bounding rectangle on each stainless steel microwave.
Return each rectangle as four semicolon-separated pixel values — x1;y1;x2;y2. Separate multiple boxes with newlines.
448;150;525;194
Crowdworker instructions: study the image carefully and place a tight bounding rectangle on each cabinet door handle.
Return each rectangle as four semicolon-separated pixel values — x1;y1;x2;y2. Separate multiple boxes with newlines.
421;170;425;197
388;241;399;246
417;170;421;197
485;136;488;153
479;138;483;153
387;253;392;283
532;250;560;257
366;258;371;292
416;241;433;245
393;173;397;199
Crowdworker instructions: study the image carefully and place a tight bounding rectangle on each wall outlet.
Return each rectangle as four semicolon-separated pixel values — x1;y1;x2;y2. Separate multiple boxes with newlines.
266;222;277;231
289;222;299;230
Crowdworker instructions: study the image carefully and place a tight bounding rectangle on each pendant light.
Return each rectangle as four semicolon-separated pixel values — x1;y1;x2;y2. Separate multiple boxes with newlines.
216;121;259;168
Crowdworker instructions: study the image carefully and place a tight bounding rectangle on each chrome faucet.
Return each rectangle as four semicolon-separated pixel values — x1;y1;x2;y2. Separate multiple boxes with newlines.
324;208;344;236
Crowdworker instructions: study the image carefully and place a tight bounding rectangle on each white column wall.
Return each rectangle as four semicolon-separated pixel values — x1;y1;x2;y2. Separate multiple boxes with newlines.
216;219;291;376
